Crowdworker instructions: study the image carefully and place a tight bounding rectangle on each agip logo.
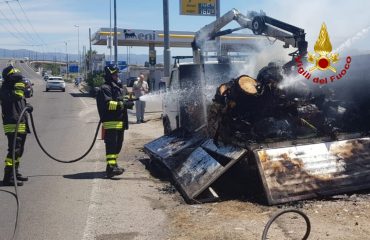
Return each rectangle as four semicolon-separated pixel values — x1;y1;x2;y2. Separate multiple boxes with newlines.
295;23;352;84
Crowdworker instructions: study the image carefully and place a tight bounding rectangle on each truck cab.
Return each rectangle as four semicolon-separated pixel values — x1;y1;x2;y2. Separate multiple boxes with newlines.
162;58;251;135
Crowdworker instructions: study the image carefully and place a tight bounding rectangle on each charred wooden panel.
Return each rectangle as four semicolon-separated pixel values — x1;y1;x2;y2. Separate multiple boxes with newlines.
143;131;205;168
173;139;247;201
254;137;370;205
145;136;247;202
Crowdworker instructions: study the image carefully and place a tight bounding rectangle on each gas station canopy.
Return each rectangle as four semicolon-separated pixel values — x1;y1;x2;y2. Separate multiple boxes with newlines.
92;28;265;50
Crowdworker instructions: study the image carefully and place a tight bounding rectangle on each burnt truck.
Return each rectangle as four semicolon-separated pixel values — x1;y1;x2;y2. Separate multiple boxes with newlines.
144;9;370;205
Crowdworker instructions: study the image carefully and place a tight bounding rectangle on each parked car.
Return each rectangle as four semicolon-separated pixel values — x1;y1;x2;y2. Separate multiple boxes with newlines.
24;78;34;98
43;75;49;81
46;76;65;92
126;77;139;87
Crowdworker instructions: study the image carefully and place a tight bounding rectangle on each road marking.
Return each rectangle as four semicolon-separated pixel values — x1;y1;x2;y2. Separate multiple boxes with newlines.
79;91;89;107
69;85;89;108
79;97;89;108
82;141;103;240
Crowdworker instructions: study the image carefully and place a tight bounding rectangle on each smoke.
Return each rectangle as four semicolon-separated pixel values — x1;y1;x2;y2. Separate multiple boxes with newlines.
230;40;292;79
179;1;370;108
255;0;370;55
278;73;308;91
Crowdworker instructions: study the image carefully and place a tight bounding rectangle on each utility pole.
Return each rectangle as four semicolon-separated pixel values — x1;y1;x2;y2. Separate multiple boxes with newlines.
109;0;112;63
113;0;118;65
64;41;69;80
89;28;93;74
163;0;171;81
216;0;221;58
74;25;80;76
83;46;87;80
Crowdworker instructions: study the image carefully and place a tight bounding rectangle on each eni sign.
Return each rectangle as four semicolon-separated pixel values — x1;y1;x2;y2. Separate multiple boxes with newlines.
180;0;216;16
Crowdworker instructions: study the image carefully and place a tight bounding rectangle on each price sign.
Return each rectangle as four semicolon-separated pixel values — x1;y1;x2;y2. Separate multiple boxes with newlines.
180;0;216;16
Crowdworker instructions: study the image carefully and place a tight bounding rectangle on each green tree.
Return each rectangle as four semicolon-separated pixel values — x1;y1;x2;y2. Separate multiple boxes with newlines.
86;71;104;88
85;50;97;71
50;63;60;75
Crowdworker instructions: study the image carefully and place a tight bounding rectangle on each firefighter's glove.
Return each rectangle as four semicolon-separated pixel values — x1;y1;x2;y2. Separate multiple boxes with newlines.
117;101;124;109
25;103;33;113
124;101;134;110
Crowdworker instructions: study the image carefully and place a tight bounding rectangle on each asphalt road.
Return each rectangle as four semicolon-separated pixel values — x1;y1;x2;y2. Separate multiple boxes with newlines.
0;60;105;240
0;60;168;240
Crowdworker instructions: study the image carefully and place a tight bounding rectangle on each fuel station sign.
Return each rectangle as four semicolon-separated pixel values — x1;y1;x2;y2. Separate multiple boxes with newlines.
180;0;216;16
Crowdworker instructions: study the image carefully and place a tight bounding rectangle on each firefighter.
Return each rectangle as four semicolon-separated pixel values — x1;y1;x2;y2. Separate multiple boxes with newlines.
0;65;33;186
96;64;134;178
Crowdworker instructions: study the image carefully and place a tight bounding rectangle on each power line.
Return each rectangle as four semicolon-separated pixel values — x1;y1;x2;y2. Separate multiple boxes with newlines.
0;7;31;44
0;0;16;3
5;0;40;45
0;43;42;46
0;13;28;44
16;0;47;46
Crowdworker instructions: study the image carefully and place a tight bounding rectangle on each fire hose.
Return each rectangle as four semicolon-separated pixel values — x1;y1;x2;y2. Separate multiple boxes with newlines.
7;107;29;240
5;96;138;239
29;97;137;163
29;112;101;163
262;208;311;240
6;105;100;240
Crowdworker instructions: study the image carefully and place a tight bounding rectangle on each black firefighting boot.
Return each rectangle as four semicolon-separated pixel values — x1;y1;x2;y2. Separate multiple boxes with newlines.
15;163;28;181
3;167;23;186
106;164;124;178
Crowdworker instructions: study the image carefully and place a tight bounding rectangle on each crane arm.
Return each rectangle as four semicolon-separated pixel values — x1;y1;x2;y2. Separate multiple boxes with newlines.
192;8;307;64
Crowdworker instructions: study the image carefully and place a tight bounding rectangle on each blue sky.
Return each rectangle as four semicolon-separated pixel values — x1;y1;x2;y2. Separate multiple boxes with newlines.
1;0;370;57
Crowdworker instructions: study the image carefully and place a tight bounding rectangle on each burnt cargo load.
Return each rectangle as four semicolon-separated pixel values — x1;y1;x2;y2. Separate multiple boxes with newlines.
144;8;370;205
145;56;370;205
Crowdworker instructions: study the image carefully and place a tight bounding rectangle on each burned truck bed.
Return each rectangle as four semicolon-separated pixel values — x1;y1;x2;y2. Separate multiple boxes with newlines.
253;135;370;205
144;55;370;205
145;133;370;205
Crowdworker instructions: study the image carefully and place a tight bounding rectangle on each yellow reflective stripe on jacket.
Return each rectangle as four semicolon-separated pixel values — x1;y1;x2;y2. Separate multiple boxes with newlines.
107;160;117;165
106;154;117;159
5;157;13;166
3;123;27;133
103;121;123;129
7;68;20;76
15;89;24;97
15;82;25;88
108;101;118;110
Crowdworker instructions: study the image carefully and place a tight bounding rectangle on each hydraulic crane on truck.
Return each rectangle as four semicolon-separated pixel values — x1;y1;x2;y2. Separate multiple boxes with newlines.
191;8;308;70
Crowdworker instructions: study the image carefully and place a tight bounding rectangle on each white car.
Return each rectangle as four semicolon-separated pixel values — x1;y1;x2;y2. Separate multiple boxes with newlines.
46;76;65;92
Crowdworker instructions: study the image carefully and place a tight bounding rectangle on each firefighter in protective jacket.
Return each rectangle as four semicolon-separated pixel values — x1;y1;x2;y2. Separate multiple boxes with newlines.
96;64;134;178
0;65;33;186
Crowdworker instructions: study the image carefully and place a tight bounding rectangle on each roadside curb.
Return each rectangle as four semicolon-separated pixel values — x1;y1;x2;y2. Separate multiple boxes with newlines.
79;82;91;95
